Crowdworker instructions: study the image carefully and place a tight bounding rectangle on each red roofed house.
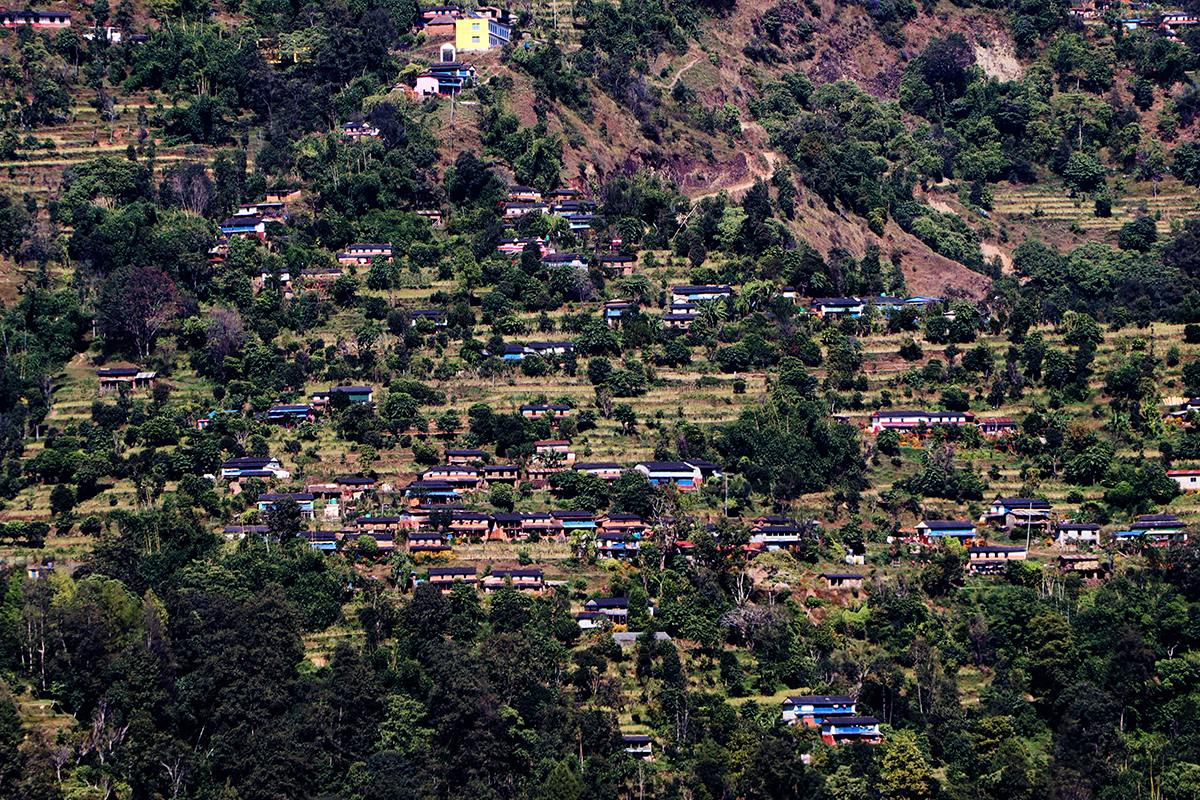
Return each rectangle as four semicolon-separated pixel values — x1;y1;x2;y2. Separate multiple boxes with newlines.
1168;469;1200;492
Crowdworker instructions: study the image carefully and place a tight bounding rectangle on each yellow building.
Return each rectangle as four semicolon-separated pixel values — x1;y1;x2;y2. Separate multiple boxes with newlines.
455;16;510;51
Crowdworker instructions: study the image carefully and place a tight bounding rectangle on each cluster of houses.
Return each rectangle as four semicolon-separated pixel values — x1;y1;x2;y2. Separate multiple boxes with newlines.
485;341;576;361
198;386;375;432
416;5;512;51
601;286;952;333
895;498;1185;573
1116;10;1198;39
808;295;943;320
500;185;607;233
411;49;480;97
396;454;722;504
867;409;1017;437
1066;0;1199;41
0;8;71;28
781;695;883;745
212;191;300;257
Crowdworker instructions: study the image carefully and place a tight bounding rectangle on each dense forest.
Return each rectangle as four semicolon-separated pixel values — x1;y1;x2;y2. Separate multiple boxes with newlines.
0;0;1199;799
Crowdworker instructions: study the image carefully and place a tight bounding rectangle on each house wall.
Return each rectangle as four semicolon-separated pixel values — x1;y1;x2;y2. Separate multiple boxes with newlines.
1170;473;1200;491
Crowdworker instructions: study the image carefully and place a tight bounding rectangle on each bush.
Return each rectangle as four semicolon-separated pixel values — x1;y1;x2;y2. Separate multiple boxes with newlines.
1118;216;1158;252
521;354;549;377
732;378;747;394
941;387;970;411
412;440;439;465
1185;324;1200;344
49;484;76;516
898;338;923;361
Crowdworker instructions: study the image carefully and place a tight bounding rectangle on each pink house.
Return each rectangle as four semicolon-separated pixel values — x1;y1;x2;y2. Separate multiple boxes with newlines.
415;74;441;96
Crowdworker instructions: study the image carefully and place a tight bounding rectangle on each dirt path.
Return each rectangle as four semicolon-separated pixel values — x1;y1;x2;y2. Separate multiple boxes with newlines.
689;150;783;201
666;56;702;89
981;242;1014;274
926;195;955;214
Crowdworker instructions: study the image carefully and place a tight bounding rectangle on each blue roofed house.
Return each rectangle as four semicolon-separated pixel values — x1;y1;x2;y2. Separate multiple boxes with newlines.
597;530;641;558
671;284;733;304
915;519;977;542
219;216;267;239
497;343;528;361
551;510;597;533
604;300;633;326
623;735;653;759
262;404;314;426
1114;513;1188;544
257;492;315;517
634;460;721;489
782;695;857;725
303;530;339;551
634;461;702;489
221;456;290;480
404;479;461;505
415;68;468;96
822;716;883;745
811;297;865;319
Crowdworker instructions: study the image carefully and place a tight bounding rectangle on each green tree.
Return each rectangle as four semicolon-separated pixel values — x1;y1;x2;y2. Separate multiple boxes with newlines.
265;496;304;542
49;483;77;516
1117;215;1158;252
490;483;514;511
541;758;583;800
614;403;637;434
0;695;24;797
879;730;936;799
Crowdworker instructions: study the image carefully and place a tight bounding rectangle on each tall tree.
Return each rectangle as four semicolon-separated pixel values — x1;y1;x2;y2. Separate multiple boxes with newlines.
99;266;181;360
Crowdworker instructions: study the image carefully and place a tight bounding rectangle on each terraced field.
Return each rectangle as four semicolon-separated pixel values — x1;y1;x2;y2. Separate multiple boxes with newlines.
992;177;1200;237
0;93;217;201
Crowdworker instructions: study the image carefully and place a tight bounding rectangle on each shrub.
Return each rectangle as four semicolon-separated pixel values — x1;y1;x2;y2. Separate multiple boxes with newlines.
898;338;923;361
50;484;76;515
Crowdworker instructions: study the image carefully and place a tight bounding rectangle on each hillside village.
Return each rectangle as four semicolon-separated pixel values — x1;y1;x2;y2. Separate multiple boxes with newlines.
0;0;1199;799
